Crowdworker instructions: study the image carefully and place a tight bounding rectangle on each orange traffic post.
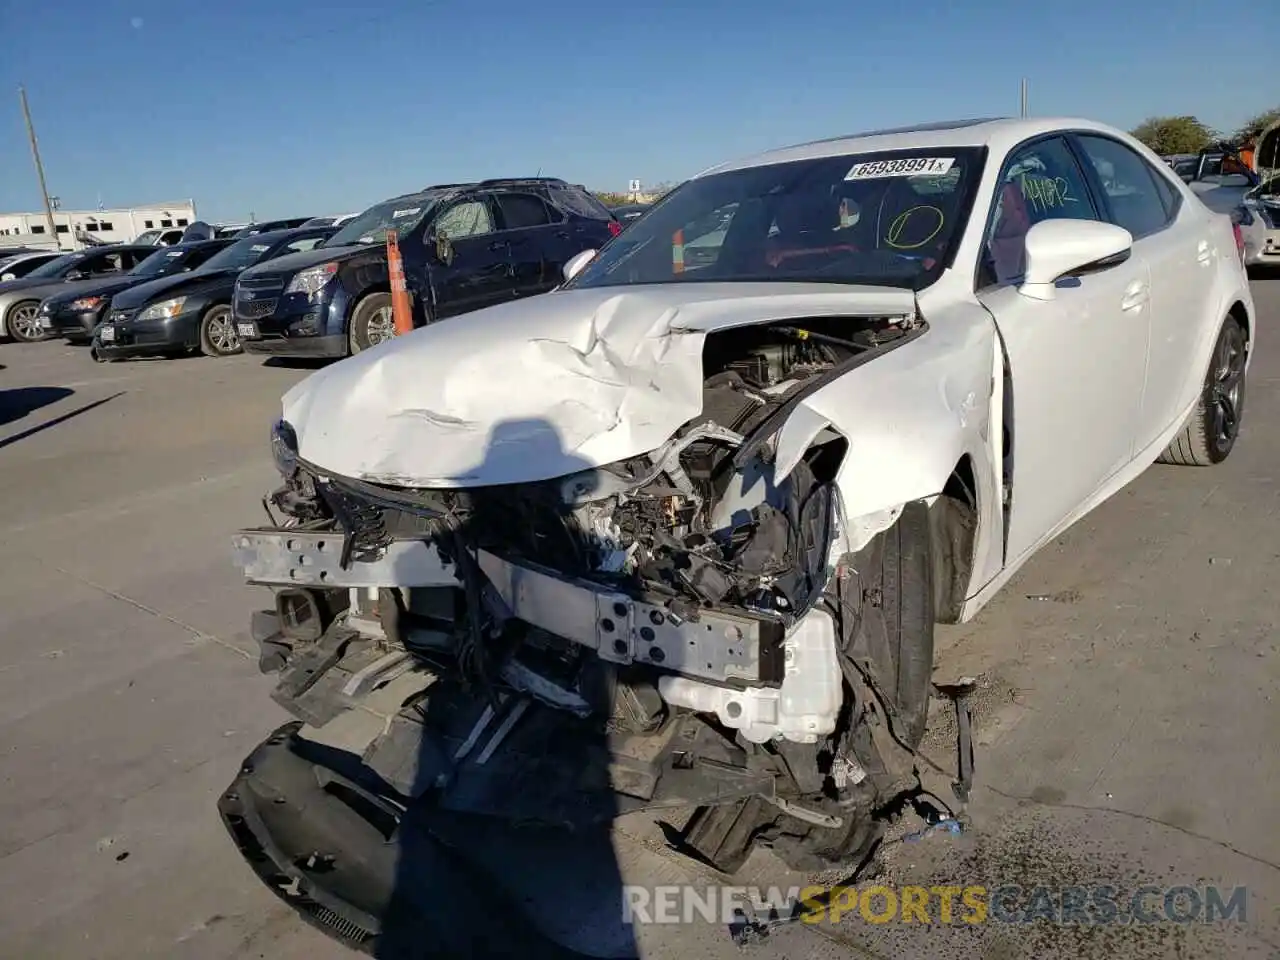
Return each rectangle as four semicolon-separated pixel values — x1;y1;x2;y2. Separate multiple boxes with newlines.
386;230;414;336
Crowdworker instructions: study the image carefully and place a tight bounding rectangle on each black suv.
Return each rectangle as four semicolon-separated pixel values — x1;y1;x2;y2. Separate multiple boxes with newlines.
234;178;620;358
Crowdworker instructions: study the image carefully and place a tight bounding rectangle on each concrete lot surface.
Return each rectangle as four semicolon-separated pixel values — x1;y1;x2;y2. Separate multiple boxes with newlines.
0;279;1278;959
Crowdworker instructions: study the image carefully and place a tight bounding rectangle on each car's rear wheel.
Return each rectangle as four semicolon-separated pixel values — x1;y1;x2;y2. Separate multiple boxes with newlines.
1157;315;1247;466
348;293;395;354
6;301;44;342
199;305;241;357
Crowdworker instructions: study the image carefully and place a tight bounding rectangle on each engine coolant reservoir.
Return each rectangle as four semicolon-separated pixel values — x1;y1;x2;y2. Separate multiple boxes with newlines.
658;608;842;744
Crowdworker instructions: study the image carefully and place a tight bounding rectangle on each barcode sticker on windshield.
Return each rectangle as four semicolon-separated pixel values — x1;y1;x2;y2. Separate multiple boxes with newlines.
845;157;955;180
392;207;422;219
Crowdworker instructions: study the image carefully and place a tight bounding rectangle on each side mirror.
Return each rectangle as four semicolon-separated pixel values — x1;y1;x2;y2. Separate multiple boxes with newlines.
0;273;14;282
1018;219;1132;302
563;248;597;283
431;231;454;267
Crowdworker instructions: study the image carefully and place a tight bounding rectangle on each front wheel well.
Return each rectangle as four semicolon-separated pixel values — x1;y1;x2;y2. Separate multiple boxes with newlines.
344;286;388;326
929;454;979;624
1228;300;1251;348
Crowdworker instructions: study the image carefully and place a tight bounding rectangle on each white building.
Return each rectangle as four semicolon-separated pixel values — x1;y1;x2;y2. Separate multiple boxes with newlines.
0;200;199;250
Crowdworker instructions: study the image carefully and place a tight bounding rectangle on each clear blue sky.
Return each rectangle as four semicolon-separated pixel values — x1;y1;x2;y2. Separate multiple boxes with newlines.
2;0;1276;223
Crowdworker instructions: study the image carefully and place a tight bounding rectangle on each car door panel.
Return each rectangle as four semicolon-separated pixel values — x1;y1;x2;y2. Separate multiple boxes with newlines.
1071;134;1209;449
492;193;557;296
429;197;513;319
977;135;1152;565
500;230;546;296
983;259;1152;562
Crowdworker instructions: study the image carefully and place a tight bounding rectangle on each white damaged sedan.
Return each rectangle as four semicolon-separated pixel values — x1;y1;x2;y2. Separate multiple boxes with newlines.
221;117;1254;939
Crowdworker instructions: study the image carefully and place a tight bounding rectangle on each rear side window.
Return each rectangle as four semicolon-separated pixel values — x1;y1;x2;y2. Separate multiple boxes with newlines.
495;193;553;229
185;244;229;269
550;185;614;221
87;252;125;275
1148;168;1181;219
280;236;325;255
1074;136;1174;239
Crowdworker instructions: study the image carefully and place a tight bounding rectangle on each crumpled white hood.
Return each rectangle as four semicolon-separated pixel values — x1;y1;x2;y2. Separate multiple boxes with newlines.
283;282;916;487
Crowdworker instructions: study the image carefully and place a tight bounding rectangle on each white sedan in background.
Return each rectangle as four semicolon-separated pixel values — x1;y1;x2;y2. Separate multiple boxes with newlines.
223;117;1256;946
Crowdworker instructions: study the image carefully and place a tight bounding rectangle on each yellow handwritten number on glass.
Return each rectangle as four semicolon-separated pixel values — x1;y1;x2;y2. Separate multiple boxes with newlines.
886;206;945;250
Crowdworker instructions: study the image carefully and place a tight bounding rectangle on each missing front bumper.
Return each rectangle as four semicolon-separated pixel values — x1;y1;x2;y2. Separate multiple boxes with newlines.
234;527;786;687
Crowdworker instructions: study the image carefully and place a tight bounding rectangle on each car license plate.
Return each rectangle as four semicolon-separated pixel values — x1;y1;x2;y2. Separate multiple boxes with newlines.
99;325;115;342
237;322;257;338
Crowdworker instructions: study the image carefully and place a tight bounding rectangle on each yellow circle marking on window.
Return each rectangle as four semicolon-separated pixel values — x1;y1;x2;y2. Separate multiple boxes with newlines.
886;205;944;250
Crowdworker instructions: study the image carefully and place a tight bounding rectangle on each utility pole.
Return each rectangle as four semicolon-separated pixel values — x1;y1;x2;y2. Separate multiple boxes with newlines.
18;85;61;249
1019;78;1028;118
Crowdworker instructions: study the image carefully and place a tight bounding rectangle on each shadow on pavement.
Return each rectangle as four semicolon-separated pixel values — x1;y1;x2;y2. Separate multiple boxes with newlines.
0;385;73;427
0;391;124;451
220;418;637;959
260;356;333;370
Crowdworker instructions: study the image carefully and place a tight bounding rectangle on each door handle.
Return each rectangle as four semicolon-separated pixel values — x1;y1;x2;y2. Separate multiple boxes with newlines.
1196;240;1213;265
488;240;510;252
1120;280;1149;312
555;230;571;240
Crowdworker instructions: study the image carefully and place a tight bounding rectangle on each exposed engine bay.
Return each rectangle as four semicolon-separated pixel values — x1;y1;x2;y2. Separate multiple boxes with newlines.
220;314;973;950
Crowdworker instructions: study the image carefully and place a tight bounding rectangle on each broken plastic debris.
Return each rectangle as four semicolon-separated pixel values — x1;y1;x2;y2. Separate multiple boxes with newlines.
902;817;963;843
1025;589;1082;603
1208;557;1232;566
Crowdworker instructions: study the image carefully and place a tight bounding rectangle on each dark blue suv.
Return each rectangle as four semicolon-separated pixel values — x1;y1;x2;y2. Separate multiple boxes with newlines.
234;178;621;358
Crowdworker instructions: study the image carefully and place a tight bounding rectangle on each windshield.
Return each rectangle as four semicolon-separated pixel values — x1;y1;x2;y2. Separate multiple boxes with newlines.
25;253;84;279
567;149;984;291
199;236;278;272
134;230;161;245
324;195;436;247
130;247;192;278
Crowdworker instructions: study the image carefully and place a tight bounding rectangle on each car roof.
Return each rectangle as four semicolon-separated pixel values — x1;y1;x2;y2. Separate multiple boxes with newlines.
152;238;232;252
237;226;334;244
3;249;57;260
70;243;155;255
696;116;1140;177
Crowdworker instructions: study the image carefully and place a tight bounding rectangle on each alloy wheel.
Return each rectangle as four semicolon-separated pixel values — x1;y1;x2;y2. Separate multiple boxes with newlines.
1207;321;1246;447
9;304;43;341
366;306;396;346
208;309;240;355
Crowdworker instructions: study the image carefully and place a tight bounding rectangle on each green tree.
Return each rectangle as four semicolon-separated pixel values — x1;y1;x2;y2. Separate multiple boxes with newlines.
594;182;677;208
1129;115;1215;155
1235;108;1280;144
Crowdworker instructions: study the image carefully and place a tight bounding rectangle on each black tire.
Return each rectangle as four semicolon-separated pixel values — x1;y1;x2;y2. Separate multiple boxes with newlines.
199;304;241;357
850;499;936;747
677;504;936;874
348;293;395;354
1157;315;1247;466
5;300;44;342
